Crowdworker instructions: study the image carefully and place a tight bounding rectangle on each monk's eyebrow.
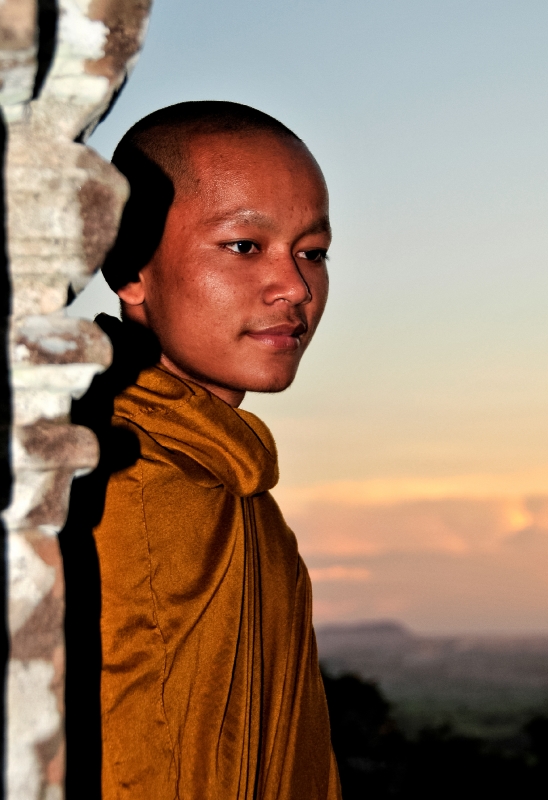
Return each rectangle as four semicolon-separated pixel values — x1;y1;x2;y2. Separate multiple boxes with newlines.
204;209;332;238
299;217;332;238
204;209;277;229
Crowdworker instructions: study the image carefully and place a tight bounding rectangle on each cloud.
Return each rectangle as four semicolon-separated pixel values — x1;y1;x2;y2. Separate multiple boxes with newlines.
308;566;371;582
272;471;548;631
273;471;548;558
283;496;545;558
274;469;548;511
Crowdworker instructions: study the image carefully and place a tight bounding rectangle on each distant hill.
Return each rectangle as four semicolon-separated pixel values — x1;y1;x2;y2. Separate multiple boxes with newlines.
316;622;548;740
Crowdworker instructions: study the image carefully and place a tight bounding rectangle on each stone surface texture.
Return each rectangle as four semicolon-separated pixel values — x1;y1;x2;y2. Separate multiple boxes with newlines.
0;1;153;797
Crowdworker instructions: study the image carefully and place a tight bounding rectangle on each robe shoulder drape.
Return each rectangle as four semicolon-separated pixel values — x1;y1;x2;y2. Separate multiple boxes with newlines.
93;364;341;799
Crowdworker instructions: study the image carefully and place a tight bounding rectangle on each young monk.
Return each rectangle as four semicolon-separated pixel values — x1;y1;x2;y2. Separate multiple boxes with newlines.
72;101;340;799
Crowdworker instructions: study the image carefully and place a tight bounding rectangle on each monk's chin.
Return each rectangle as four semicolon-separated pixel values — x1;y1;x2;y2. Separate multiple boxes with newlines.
244;373;298;394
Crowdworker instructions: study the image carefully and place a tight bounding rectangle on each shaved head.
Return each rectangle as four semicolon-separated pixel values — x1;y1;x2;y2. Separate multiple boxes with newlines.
103;101;313;291
116;100;303;194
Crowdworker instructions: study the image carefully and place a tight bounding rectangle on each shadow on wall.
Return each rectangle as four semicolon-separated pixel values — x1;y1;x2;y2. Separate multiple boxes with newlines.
59;317;160;798
1;110;10;800
60;142;174;797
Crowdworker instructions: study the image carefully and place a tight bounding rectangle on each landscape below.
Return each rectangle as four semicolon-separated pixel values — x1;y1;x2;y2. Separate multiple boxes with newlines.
317;622;548;798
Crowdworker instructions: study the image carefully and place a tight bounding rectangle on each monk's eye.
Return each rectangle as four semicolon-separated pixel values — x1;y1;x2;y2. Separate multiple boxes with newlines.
297;248;328;263
225;240;259;254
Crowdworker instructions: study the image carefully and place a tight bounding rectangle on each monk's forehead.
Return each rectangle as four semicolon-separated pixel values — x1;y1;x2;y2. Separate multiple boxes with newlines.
180;130;325;190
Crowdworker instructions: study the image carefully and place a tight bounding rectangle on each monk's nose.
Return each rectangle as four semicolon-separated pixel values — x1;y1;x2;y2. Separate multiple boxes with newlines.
262;254;312;306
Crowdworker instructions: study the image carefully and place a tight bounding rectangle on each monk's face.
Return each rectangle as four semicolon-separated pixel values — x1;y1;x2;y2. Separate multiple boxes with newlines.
118;131;331;405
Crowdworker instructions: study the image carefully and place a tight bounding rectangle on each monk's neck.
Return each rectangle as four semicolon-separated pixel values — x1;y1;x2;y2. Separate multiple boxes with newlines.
160;353;246;408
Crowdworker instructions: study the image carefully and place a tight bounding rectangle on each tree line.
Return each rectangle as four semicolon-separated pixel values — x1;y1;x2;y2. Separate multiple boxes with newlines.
322;670;548;799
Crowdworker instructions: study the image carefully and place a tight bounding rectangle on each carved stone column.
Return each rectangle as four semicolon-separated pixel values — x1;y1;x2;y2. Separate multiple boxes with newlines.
0;2;153;797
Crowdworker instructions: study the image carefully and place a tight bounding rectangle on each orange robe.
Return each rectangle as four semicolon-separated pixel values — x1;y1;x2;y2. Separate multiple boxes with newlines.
92;363;341;799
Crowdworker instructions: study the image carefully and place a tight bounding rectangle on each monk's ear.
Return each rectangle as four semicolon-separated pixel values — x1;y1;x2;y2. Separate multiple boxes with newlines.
117;276;146;306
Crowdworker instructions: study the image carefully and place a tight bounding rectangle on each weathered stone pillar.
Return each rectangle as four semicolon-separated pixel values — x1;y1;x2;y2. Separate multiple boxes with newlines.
0;2;153;797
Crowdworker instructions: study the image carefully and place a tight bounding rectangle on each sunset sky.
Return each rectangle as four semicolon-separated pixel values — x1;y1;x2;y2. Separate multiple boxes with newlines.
71;0;548;633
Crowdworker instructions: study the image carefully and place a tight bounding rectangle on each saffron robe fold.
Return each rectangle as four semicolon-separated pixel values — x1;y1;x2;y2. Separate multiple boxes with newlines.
93;363;341;799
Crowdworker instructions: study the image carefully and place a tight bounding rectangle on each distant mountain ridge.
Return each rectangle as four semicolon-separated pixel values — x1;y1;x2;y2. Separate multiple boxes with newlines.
318;620;412;650
316;621;548;739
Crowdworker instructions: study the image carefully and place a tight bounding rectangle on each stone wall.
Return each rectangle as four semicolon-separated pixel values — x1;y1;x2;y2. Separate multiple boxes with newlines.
0;2;153;797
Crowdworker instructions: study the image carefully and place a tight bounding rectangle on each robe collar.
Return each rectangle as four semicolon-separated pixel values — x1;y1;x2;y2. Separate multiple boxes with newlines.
114;361;279;498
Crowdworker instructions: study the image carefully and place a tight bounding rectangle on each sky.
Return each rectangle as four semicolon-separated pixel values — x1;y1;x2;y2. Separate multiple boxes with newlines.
70;0;548;633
